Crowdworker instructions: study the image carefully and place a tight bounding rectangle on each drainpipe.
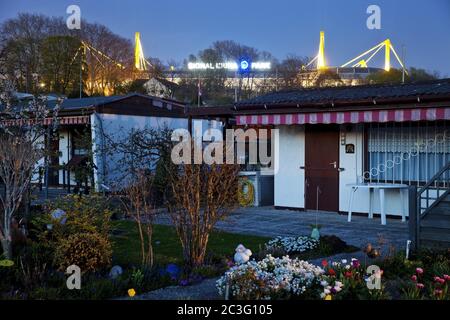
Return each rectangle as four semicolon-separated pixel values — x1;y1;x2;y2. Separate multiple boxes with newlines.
94;112;107;192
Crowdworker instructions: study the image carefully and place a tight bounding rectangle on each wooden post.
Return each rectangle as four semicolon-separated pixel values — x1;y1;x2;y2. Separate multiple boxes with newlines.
62;166;66;189
67;168;71;193
408;185;418;251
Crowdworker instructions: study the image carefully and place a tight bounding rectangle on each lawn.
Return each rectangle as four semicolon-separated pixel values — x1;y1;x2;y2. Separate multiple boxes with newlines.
111;220;271;267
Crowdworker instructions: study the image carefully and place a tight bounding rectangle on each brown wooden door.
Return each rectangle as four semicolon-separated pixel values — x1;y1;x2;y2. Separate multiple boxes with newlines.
305;125;339;212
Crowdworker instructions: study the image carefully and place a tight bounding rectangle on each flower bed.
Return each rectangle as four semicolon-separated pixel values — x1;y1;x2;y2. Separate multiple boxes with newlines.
265;236;318;254
216;254;395;300
216;254;343;300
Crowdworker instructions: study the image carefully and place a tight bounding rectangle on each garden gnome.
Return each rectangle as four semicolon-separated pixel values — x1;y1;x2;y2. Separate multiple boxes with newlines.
234;244;252;264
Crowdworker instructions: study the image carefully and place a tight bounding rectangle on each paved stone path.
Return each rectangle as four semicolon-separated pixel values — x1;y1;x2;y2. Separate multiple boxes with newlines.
156;206;409;250
132;277;222;300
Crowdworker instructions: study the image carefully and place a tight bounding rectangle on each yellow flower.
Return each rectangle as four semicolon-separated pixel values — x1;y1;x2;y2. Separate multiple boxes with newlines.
325;294;332;300
128;288;136;297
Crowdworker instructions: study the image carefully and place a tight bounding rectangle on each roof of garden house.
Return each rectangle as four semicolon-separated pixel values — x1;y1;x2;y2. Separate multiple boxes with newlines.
1;93;187;117
53;93;185;111
235;78;450;111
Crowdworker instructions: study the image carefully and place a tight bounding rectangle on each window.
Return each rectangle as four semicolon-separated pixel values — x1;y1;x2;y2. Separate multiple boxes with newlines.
235;126;273;172
71;130;90;156
367;122;450;184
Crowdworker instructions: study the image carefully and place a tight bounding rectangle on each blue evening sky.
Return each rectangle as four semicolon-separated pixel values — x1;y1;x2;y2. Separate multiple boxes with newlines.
1;0;449;75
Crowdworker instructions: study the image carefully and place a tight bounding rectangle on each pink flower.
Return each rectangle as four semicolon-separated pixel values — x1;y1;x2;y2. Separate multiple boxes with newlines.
411;275;417;282
416;283;425;289
416;268;424;275
434;288;443;296
321;260;328;267
444;275;450;281
434;277;445;284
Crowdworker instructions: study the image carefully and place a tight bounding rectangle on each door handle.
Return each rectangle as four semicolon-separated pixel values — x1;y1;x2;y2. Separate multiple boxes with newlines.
329;161;337;169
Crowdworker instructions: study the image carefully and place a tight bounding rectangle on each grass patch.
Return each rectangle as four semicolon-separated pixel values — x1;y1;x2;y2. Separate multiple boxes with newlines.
111;220;271;267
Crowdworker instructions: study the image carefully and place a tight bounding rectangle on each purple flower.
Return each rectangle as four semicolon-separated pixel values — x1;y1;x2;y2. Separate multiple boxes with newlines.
179;279;189;286
352;260;360;268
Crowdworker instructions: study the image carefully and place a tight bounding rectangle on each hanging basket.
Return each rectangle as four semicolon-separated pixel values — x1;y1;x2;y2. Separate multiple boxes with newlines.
238;178;255;207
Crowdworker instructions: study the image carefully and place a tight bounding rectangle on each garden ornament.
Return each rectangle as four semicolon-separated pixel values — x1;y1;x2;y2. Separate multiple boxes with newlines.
311;227;320;240
166;263;180;278
109;265;123;279
364;243;381;258
234;244;252;264
51;208;67;225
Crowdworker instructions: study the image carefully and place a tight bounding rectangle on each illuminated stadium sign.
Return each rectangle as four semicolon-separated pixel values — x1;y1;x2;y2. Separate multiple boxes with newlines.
187;61;271;70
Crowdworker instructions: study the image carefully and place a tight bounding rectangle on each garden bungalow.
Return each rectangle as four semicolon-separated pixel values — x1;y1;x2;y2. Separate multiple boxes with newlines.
29;93;191;192
236;79;450;218
195;79;450;221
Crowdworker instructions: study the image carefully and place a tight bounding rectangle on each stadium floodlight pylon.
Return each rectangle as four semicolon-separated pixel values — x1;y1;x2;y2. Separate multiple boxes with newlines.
305;31;327;70
341;39;407;73
134;32;151;71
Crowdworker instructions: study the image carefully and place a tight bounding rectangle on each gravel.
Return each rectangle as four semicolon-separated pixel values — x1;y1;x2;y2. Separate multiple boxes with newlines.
130;277;222;300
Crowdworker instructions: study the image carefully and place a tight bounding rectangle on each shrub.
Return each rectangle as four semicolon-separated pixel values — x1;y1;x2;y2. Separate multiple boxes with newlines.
45;194;113;237
32;194;113;273
54;232;112;272
16;242;53;289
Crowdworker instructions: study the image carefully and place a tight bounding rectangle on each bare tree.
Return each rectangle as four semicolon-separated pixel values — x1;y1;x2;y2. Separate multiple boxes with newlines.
119;171;155;267
168;161;239;268
0;79;60;259
102;126;174;267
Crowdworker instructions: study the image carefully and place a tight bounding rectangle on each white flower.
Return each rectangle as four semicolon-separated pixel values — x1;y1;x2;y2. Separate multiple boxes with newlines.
333;286;342;292
217;254;327;299
265;236;319;254
341;259;347;264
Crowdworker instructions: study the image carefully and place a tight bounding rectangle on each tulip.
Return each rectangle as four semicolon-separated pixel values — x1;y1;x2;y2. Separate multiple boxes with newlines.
128;288;136;297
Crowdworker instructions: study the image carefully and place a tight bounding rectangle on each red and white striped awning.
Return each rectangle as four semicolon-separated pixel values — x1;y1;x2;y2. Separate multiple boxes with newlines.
1;115;90;127
236;107;450;126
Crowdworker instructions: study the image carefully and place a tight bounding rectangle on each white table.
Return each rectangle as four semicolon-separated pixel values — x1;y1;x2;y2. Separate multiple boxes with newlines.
346;183;409;225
